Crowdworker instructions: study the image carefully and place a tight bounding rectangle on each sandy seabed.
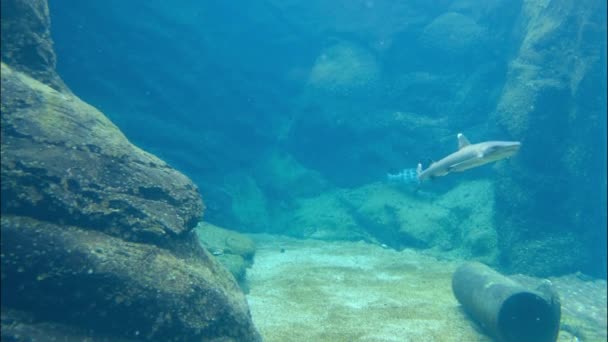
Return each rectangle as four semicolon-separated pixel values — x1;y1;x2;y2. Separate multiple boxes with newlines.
245;234;606;342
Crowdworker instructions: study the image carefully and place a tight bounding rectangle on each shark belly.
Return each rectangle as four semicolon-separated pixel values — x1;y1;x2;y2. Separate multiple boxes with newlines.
445;156;490;172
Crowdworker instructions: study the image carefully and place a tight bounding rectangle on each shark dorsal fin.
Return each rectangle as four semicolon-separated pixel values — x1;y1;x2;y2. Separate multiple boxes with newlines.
457;133;471;150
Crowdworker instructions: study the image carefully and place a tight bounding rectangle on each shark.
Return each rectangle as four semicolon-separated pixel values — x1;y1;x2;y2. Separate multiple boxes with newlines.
388;133;521;183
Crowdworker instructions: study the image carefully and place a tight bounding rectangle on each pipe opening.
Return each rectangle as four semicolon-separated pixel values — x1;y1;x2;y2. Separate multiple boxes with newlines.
498;292;559;342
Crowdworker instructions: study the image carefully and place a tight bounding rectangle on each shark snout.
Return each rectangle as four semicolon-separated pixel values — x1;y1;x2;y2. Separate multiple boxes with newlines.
486;141;521;159
503;141;521;152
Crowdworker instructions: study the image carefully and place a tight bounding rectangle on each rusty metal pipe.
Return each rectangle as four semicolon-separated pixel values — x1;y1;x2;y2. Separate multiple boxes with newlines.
452;261;561;342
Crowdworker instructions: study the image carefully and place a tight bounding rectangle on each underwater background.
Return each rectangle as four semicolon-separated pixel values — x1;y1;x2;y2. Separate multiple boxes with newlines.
1;0;606;341
49;0;606;278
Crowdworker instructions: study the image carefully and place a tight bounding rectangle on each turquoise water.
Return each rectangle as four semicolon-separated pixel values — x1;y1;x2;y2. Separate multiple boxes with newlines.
2;1;607;341
49;0;606;279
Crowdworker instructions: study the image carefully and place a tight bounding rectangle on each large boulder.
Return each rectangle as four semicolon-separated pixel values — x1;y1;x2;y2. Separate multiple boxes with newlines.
0;0;262;340
307;41;380;96
418;12;487;57
0;63;202;252
0;62;261;342
1;215;260;341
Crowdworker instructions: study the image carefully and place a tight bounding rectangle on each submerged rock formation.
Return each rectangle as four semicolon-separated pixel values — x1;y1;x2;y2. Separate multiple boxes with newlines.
0;0;67;92
195;222;257;289
307;41;380;95
493;0;607;277
419;12;487;59
1;64;202;251
276;180;499;265
0;0;261;340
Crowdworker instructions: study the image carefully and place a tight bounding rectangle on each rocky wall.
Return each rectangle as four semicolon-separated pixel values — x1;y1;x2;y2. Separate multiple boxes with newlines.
0;0;262;340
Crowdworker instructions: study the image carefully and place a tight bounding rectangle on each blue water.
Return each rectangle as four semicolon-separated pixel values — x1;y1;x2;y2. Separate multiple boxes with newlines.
48;0;606;281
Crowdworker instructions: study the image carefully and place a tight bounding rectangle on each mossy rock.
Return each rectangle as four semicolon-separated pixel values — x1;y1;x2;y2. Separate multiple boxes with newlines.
2;215;262;341
216;254;249;284
0;62;204;250
0;0;68;92
308;41;379;95
419;12;487;56
195;222;256;285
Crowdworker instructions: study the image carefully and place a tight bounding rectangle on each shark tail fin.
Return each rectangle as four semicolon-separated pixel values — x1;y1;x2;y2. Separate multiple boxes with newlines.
387;167;420;184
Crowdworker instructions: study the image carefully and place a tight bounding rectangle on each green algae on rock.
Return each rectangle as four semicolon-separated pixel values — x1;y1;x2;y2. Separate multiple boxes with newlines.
275;179;498;265
492;0;607;277
195;221;257;287
1;62;203;249
308;41;380;95
1;216;261;341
